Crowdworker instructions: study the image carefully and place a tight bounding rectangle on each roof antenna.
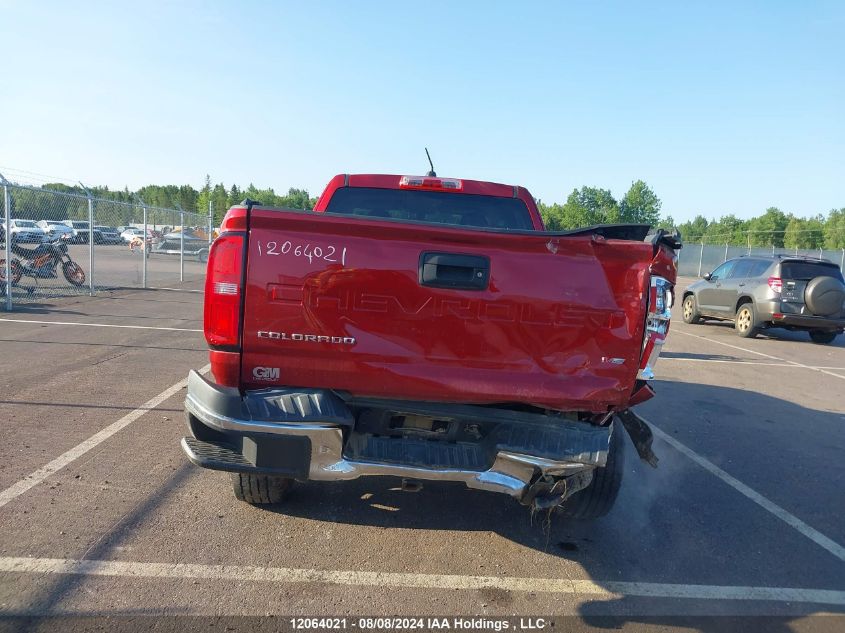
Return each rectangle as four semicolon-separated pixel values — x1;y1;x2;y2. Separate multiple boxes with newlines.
425;148;436;177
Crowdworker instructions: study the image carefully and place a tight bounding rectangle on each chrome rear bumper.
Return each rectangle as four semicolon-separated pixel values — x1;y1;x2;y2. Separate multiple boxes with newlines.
183;371;608;499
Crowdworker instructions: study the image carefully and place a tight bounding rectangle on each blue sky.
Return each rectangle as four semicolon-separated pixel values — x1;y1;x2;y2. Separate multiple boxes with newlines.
1;1;842;222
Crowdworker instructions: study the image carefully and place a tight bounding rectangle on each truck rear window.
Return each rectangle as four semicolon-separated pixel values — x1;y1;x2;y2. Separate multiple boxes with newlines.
324;187;534;230
780;262;844;281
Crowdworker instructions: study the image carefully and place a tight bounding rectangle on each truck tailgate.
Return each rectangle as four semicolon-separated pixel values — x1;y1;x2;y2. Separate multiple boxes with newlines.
241;209;654;412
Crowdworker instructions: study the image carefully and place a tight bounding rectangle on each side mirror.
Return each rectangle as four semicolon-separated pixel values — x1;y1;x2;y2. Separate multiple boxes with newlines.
703;273;712;281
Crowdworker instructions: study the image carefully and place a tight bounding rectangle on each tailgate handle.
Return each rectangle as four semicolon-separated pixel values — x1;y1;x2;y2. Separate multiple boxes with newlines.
419;252;490;291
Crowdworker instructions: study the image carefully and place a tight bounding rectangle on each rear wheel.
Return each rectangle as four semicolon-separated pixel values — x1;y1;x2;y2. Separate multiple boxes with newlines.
809;330;838;345
735;303;758;338
556;421;625;519
231;473;294;505
682;294;702;324
62;261;86;286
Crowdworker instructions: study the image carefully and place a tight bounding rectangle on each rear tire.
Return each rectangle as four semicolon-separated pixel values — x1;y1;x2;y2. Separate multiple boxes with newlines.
735;303;758;338
682;294;702;324
809;330;838;345
231;473;294;505
556;421;625;519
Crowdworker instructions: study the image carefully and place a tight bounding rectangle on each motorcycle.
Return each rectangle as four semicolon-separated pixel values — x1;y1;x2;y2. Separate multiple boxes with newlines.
0;238;86;292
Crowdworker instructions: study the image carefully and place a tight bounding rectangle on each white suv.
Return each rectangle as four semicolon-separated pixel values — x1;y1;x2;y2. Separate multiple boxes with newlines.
9;219;47;243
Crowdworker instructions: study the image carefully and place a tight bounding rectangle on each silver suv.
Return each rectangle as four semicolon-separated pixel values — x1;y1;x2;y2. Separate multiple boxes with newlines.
682;256;845;344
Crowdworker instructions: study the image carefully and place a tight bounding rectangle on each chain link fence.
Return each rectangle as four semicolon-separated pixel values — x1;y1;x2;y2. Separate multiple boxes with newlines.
2;182;212;309
678;239;845;278
7;180;843;301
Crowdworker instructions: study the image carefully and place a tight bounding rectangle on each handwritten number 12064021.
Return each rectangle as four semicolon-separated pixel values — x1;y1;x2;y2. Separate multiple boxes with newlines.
256;240;347;266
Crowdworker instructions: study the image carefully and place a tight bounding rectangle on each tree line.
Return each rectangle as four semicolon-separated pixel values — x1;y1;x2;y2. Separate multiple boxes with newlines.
25;176;317;225
21;177;667;228
675;208;845;250
8;176;844;249
539;182;844;250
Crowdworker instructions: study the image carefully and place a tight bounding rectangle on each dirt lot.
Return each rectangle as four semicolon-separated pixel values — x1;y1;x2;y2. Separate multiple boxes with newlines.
0;276;843;631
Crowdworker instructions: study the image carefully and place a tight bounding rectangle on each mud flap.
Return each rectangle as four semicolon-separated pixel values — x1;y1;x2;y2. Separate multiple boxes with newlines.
616;409;659;468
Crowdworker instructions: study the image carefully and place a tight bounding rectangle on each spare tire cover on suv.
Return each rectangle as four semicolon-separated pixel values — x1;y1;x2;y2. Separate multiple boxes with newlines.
804;276;845;316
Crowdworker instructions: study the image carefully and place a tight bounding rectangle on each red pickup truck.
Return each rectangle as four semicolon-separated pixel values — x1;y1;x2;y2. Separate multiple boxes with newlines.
182;173;680;518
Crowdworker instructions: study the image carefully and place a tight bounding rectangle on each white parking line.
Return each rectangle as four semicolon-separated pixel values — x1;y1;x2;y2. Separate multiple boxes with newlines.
0;556;843;605
660;357;845;370
647;421;845;564
0;317;201;333
0;364;210;509
662;358;787;367
674;330;845;381
152;287;204;293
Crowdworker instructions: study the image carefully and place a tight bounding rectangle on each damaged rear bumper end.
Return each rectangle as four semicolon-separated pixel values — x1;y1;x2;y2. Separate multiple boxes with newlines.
182;371;657;507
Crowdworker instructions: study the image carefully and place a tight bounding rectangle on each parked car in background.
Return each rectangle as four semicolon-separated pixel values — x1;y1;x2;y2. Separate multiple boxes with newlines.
9;219;47;243
36;220;75;241
93;226;122;244
120;227;161;243
61;220;93;243
153;229;210;261
120;227;144;242
682;255;845;344
160;228;207;247
117;226;144;243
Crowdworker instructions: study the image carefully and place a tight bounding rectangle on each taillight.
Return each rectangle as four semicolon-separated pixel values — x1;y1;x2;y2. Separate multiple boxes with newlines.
768;277;783;293
204;232;244;348
638;276;673;381
399;175;463;191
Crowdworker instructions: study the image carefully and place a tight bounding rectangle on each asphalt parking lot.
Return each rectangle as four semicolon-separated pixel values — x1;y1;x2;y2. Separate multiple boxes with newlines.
0;276;843;630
